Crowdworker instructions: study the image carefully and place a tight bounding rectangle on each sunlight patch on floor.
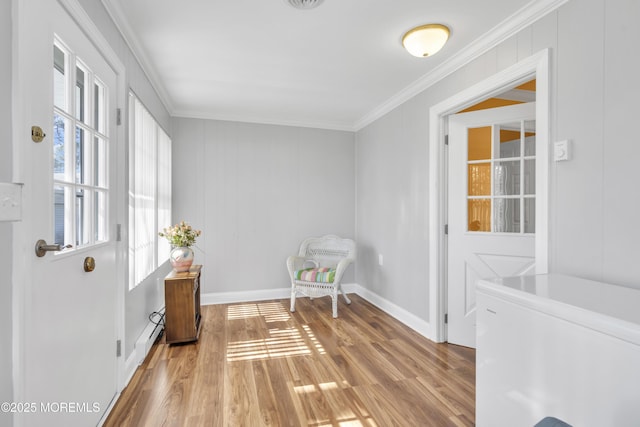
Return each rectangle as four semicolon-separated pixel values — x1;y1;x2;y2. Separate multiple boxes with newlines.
293;381;339;394
227;302;291;322
227;325;326;362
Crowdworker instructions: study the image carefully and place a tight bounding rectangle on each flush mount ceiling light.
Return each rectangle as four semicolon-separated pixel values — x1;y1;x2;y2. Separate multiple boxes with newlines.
285;0;324;10
402;24;450;57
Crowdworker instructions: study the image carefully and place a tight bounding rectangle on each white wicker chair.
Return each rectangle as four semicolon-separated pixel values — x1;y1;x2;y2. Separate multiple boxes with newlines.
287;235;355;318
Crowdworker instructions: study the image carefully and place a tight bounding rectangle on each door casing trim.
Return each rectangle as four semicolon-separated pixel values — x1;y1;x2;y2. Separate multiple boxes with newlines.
428;49;550;342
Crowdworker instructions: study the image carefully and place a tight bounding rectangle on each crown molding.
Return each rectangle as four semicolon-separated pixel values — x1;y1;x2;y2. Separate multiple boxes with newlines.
171;109;356;132
101;0;175;114
353;0;569;131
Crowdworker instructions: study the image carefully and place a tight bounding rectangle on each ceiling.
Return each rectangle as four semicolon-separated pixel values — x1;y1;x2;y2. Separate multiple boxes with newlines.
103;0;546;131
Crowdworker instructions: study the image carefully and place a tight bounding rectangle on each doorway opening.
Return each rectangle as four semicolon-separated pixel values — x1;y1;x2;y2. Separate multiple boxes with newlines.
428;49;550;343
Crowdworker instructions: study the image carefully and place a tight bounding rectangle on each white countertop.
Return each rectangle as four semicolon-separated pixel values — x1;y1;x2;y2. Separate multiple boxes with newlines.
477;273;640;346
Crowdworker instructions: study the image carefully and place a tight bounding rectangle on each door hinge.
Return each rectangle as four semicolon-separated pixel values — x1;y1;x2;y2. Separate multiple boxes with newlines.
444;135;449;145
116;108;122;126
116;224;122;242
116;339;122;357
444;313;448;324
444;224;448;235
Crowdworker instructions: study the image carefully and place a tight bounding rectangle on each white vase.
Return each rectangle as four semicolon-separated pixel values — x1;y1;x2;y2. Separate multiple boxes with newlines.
170;246;194;272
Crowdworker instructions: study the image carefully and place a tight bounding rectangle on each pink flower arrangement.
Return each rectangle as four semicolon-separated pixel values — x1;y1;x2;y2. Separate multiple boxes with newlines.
159;221;202;247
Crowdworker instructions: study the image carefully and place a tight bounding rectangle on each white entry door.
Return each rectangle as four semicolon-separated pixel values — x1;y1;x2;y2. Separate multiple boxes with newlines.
447;102;536;348
15;0;120;425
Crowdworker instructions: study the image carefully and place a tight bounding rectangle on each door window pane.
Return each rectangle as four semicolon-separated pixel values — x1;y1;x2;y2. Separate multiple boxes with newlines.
494;198;520;233
53;45;67;111
497;122;521;158
524;120;536;156
94;136;106;187
468;126;491;161
468;163;491;196
94;81;105;134
494;161;520;196
95;190;107;242
75;126;87;184
524;159;535;195
468;199;491;232
524;198;535;234
54;185;68;246
53;114;68;181
75;64;88;123
75;188;89;246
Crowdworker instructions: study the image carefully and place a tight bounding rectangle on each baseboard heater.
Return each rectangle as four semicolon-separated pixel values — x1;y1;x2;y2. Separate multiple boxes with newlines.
135;308;165;366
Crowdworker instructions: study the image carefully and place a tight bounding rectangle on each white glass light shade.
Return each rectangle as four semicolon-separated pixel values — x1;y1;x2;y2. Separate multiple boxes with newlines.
402;24;450;57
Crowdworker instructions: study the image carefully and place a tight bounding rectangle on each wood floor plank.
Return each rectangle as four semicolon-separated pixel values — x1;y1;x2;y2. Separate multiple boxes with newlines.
103;294;475;426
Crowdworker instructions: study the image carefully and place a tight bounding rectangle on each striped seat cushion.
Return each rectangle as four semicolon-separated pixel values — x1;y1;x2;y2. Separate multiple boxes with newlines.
294;267;336;283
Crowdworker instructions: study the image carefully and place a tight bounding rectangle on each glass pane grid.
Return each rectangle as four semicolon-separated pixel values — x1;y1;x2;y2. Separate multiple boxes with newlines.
52;38;110;250
467;118;536;235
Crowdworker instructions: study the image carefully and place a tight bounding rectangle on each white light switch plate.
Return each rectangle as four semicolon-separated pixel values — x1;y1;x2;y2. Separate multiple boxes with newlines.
554;140;570;161
0;183;23;221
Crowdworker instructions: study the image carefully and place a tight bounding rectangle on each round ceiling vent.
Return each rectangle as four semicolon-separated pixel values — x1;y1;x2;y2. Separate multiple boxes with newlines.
285;0;324;10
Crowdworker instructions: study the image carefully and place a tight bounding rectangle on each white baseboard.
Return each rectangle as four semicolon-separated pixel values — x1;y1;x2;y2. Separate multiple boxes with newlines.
123;351;139;387
352;284;435;341
201;283;435;341
200;283;360;306
201;287;291;305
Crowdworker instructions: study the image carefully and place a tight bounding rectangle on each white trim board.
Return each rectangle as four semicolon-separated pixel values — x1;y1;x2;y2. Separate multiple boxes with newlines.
200;283;358;306
428;49;550;342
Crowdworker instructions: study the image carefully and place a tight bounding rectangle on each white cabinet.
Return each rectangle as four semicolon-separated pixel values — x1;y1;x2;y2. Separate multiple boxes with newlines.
476;274;640;427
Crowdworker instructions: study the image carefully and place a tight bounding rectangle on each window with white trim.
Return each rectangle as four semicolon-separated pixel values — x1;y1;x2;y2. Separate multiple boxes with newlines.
128;93;172;289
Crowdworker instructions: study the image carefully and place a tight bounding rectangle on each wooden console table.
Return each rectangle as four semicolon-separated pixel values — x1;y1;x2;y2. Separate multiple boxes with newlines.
164;265;202;344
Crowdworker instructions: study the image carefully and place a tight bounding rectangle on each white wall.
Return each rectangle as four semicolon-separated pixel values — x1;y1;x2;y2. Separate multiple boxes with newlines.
172;118;355;295
356;0;640;324
1;0;13;424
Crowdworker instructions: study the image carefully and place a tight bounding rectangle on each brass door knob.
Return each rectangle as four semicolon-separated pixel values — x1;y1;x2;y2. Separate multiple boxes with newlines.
84;257;96;272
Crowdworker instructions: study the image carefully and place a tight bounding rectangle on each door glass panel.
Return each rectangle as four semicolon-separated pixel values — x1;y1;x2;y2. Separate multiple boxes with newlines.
468;163;491;196
53;114;68;181
498;122;521;158
494;161;520;196
94;136;106;187
524;159;535;195
468;126;491;161
95;190;107;242
524;120;536;156
75;64;88;123
54;185;68;246
75;126;87;184
75;188;89;246
53;45;67;111
468;199;491;232
524;198;535;234
94;80;105;134
494;198;520;233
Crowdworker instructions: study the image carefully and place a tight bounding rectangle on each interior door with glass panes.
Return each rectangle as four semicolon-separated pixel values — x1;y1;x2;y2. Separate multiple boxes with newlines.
15;0;119;425
447;102;536;348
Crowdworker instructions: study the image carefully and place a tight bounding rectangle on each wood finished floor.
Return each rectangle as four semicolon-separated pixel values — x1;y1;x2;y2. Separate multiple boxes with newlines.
104;295;475;427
